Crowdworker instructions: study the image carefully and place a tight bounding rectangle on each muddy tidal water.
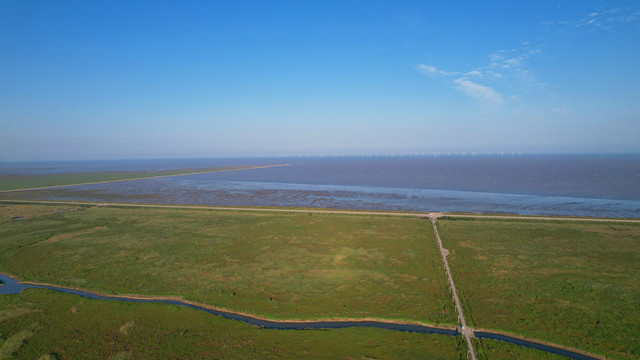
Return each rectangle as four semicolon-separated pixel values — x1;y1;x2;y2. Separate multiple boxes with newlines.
2;155;639;218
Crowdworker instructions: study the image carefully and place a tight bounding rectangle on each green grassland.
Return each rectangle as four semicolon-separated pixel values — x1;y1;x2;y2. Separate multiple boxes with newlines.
437;217;640;360
474;339;567;360
0;166;260;192
0;203;455;325
0;289;463;360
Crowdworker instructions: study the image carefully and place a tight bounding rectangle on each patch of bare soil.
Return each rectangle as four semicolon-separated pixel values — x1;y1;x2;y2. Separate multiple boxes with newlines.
42;226;107;244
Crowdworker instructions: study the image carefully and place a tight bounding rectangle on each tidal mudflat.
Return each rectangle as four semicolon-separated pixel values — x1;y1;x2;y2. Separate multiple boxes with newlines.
2;155;639;218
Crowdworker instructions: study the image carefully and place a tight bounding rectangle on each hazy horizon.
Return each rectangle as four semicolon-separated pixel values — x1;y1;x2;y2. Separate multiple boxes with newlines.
3;151;640;164
2;1;639;161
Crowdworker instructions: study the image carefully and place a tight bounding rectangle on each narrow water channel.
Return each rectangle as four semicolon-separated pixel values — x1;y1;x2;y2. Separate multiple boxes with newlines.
0;273;456;334
0;273;601;359
474;331;599;360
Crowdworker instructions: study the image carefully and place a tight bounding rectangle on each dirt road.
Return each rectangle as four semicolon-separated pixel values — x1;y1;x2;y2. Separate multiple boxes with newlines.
0;164;291;193
1;199;639;223
440;213;640;223
429;215;477;360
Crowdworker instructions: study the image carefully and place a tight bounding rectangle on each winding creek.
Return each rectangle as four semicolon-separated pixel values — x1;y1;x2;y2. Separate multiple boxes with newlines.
0;273;600;359
0;273;456;334
473;332;600;360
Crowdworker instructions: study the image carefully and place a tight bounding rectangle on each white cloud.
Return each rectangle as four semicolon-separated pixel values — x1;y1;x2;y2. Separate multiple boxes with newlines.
416;44;545;106
420;54;528;82
419;44;542;81
416;64;457;76
464;70;483;78
503;57;522;68
416;64;439;75
553;7;639;30
489;49;540;70
454;78;503;104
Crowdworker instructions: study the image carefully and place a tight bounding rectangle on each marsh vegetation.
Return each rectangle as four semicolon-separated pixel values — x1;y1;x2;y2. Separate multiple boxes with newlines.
438;217;640;359
0;290;463;359
1;202;637;358
0;203;454;324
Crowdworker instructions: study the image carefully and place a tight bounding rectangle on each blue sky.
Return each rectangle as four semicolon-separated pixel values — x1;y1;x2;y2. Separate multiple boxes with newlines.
1;1;639;160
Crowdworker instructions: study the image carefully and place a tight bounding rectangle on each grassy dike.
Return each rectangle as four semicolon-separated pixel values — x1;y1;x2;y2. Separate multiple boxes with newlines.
437;217;640;360
0;165;274;192
0;203;455;325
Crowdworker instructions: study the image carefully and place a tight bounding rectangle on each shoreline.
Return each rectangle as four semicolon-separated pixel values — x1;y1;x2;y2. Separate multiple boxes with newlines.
2;198;639;222
0;164;291;193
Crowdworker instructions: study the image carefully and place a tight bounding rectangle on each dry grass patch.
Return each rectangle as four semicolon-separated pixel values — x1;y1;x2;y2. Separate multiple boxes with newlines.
0;204;81;220
0;307;39;323
0;323;39;360
119;320;137;335
41;226;107;244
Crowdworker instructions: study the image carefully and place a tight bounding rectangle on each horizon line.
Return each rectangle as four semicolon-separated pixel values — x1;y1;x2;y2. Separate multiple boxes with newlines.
2;151;640;163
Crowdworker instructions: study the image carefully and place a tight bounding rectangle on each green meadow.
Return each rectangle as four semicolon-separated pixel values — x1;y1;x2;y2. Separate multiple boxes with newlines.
474;339;567;360
438;217;640;360
0;166;262;192
0;203;455;325
3;202;638;359
0;289;463;360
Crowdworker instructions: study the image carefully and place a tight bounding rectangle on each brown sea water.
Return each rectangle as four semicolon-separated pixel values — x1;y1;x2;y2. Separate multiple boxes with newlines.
2;155;639;217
